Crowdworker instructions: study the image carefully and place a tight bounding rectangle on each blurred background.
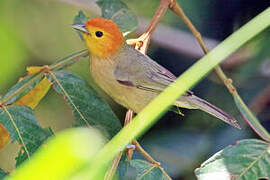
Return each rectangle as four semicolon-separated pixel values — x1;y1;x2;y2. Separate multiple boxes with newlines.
0;0;269;179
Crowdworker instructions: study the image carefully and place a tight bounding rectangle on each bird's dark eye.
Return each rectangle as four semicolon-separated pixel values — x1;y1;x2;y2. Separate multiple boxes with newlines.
95;31;103;38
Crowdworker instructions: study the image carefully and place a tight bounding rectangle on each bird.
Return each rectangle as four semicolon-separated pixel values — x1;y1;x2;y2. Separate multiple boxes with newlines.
72;17;240;129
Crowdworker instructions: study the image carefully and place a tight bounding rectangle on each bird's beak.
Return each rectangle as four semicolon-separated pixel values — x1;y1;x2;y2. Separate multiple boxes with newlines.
72;24;89;34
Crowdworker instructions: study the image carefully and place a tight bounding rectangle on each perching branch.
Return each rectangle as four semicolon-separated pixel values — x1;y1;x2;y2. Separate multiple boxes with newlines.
106;1;174;178
124;1;174;179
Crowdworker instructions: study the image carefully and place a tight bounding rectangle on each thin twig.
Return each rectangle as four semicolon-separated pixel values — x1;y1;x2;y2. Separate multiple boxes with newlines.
133;140;160;166
127;0;171;54
126;1;173;179
169;0;270;141
104;152;123;180
125;0;172;161
160;166;173;180
126;0;167;162
60;0;253;69
125;110;135;160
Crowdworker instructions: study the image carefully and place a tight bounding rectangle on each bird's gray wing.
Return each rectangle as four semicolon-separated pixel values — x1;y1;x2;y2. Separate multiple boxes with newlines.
114;45;193;95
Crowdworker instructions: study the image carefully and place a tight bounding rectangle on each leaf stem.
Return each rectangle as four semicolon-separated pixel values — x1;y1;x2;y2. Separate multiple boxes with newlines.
1;73;44;105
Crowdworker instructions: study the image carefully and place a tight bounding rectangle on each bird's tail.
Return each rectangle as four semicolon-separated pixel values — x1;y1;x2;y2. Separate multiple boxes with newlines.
176;95;240;129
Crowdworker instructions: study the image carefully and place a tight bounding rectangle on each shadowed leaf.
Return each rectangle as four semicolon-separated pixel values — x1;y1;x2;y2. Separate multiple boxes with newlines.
0;105;53;166
195;139;270;180
97;0;138;35
73;10;88;24
73;11;89;40
47;70;121;138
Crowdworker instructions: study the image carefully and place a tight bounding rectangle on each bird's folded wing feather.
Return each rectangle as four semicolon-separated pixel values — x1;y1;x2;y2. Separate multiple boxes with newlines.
114;45;192;96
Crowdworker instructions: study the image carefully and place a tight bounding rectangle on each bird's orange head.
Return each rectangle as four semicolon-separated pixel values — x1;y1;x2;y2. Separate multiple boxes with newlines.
72;17;124;59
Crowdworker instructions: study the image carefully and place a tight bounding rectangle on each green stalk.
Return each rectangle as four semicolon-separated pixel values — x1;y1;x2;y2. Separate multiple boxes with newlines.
82;7;270;179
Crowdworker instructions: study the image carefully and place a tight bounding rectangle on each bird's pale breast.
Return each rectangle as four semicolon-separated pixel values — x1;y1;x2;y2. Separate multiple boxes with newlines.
89;56;157;113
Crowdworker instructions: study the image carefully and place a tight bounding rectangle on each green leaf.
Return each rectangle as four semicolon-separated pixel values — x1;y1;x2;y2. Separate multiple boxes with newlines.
195;139;270;180
47;70;121;138
97;0;138;35
3;73;43;104
0;105;53;165
0;169;7;179
130;159;166;180
73;10;88;24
